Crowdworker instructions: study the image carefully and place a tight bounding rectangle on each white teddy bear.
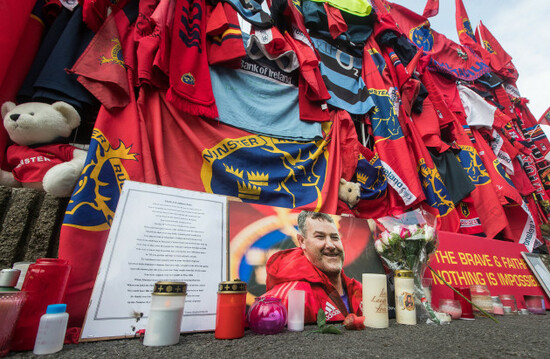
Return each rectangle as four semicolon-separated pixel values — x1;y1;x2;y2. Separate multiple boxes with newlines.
1;101;87;197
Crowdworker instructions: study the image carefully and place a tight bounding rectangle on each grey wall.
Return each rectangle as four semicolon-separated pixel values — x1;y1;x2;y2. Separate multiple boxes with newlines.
0;186;68;268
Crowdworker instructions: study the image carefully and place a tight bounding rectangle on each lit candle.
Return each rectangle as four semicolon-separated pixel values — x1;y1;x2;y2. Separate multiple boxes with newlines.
287;290;305;332
362;273;388;328
143;282;187;347
143;307;184;346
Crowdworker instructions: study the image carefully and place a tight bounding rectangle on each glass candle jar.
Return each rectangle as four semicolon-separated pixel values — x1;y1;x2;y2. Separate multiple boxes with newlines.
247;296;287;335
0;292;26;357
394;270;416;325
498;294;517;314
143;282;187;347
438;299;462;320
215;280;247;339
287;290;305;332
469;284;493;314
491;296;504;315
524;295;546;315
453;287;474;320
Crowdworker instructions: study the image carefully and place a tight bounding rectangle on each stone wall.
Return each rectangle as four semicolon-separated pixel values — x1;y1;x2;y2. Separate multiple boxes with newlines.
0;186;68;268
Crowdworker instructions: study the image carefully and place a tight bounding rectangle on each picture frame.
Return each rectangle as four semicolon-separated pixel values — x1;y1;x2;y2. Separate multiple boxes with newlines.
521;252;550;299
80;181;229;342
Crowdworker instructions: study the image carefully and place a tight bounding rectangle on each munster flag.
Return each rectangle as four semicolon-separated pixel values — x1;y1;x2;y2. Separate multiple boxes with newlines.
384;1;490;81
454;0;478;50
137;86;353;213
476;20;517;80
363;36;424;209
422;0;439;18
58;7;156;331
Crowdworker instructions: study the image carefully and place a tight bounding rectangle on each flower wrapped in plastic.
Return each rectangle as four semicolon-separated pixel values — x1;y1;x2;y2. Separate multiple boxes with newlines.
373;208;440;324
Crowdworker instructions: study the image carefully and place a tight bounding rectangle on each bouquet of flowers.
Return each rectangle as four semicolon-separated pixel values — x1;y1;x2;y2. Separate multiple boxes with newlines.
373;209;440;324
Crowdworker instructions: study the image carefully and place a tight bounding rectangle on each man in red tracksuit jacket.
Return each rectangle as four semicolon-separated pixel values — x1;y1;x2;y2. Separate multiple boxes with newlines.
264;211;363;323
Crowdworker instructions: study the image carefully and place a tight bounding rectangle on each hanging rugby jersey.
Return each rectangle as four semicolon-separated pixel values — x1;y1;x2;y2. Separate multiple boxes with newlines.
457;84;496;129
222;0;272;28
207;1;247;69
303;0;374;45
421;69;508;239
20;5;98;110
210;31;322;141
246;26;299;72
310;36;374;115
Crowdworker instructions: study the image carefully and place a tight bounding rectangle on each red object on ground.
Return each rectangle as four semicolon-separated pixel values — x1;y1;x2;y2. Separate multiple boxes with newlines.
10;259;71;351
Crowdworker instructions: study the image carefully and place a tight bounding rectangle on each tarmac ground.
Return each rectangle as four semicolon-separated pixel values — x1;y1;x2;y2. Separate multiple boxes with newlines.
5;313;549;358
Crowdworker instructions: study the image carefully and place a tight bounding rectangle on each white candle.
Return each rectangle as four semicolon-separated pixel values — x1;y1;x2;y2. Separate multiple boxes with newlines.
143;307;183;346
362;273;389;328
394;271;416;325
287;290;305;332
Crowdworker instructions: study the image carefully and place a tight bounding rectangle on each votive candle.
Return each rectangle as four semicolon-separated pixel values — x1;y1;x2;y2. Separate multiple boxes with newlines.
287;290;305;332
394;270;416;325
362;273;389;328
143;282;187;347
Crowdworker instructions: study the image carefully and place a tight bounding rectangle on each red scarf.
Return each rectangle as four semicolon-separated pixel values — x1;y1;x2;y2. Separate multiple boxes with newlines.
166;0;219;119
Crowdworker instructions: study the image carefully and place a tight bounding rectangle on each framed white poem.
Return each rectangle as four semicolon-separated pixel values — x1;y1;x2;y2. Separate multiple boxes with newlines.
80;180;228;341
522;252;550;299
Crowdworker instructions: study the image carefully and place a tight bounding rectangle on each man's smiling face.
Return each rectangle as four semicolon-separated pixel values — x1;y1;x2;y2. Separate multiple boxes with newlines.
298;217;344;276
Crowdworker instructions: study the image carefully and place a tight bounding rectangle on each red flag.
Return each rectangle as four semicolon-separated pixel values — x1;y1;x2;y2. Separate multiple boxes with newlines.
139;86;352;213
421;70;508;239
539;106;550;126
68;12;132;110
0;8;44;104
0;0;36;169
363;36;425;210
384;1;490;81
58;89;156;330
422;0;439;18
476;20;517;79
59;9;156;330
455;0;478;50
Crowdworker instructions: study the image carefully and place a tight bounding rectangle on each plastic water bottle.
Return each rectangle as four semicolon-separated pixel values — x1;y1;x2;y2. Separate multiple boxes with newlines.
33;304;69;355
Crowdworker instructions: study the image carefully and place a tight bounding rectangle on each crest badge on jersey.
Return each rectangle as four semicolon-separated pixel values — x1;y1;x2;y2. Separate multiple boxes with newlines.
409;23;434;52
418;158;454;216
456;145;491;186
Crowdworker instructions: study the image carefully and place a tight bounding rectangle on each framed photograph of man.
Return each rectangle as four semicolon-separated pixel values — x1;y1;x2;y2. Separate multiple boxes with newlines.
228;201;385;306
